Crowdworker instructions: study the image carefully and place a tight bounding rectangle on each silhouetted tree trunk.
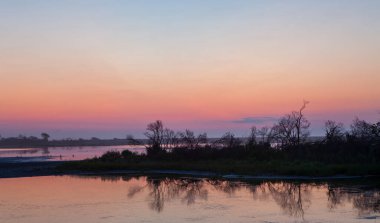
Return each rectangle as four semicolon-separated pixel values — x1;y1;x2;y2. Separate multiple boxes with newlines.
145;120;164;155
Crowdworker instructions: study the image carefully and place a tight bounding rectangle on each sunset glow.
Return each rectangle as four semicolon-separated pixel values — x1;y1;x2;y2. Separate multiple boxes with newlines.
1;0;379;138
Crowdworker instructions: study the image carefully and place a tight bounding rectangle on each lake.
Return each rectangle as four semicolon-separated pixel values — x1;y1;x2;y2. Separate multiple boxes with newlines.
0;145;145;162
0;175;378;223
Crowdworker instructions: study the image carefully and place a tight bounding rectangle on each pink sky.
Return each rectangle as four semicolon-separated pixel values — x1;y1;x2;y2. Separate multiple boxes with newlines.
0;1;379;138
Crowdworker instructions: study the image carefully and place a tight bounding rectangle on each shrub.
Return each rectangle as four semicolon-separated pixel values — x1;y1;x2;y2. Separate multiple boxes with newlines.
100;151;122;161
121;149;138;159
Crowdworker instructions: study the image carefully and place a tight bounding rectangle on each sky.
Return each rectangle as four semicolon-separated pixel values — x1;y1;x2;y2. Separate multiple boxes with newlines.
0;0;379;139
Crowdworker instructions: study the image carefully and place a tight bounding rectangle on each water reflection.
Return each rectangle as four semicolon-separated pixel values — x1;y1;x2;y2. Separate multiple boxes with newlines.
327;183;380;216
146;178;208;212
75;175;379;218
0;145;145;162
266;182;311;218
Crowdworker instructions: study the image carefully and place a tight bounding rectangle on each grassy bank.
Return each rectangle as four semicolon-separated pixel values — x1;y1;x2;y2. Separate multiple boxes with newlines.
59;159;380;177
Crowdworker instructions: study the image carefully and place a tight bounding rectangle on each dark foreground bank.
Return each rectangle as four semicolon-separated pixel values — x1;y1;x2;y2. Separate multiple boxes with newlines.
59;158;380;178
0;161;65;178
0;159;378;179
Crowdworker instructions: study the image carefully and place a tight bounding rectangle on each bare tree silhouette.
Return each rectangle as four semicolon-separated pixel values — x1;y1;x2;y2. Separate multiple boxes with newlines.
145;120;165;155
246;126;257;146
178;129;207;149
271;101;310;147
216;132;242;148
324;120;345;143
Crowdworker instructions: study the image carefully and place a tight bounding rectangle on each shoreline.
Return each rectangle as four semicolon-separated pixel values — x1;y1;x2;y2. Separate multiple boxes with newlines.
67;169;375;181
0;161;65;178
0;160;378;180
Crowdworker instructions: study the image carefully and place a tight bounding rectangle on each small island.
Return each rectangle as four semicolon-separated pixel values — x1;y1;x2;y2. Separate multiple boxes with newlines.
61;104;380;177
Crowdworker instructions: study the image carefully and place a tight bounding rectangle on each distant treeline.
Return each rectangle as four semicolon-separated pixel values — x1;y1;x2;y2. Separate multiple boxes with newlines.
0;133;138;148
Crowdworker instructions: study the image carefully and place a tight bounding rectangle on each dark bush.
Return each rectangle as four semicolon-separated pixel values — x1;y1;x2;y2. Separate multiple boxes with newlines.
100;151;122;161
121;149;138;160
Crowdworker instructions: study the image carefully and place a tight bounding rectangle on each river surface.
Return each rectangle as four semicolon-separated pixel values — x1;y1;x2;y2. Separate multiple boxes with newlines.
0;145;145;162
0;175;379;223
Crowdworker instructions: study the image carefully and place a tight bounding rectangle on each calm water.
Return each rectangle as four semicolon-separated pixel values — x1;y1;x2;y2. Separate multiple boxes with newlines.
0;175;379;223
0;145;145;162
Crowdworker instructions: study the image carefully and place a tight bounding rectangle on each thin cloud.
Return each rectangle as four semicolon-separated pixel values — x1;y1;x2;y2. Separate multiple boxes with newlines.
232;116;278;124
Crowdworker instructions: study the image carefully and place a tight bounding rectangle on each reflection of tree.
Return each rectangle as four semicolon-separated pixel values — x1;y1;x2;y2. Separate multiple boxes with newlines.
206;179;241;196
72;175;135;183
129;178;313;215
353;191;380;216
247;183;271;201
267;182;311;218
139;179;314;215
327;185;380;216
148;179;165;212
144;178;208;212
327;187;346;210
72;175;380;218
